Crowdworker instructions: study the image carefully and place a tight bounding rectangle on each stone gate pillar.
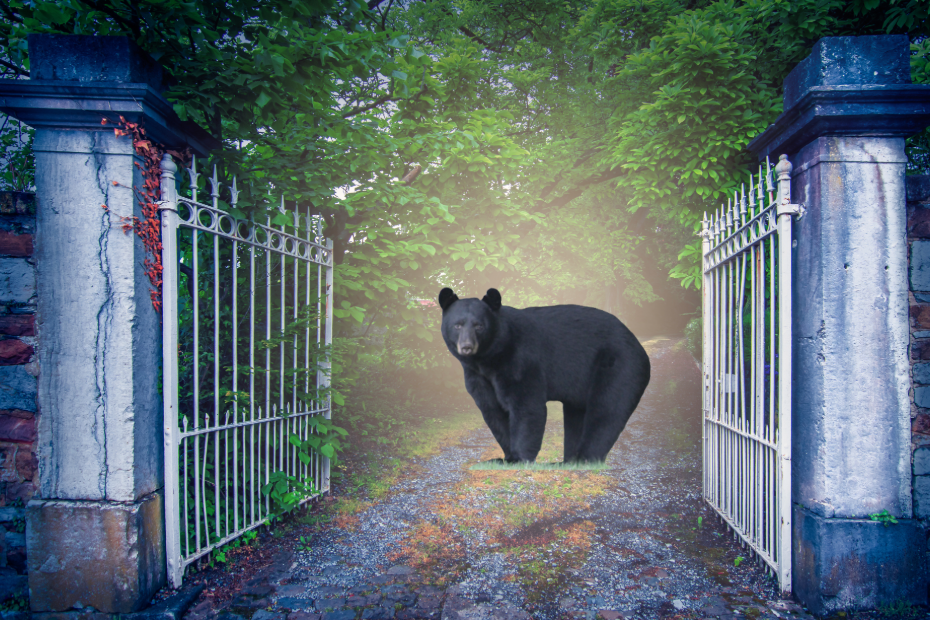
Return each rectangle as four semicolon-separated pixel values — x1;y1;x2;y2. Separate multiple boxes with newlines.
749;35;930;614
0;34;217;612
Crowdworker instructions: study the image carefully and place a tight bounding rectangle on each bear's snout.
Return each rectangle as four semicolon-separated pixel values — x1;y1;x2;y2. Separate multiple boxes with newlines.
457;339;478;356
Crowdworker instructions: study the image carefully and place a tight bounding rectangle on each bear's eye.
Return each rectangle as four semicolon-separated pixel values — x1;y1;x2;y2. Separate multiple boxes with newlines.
453;323;463;330
474;324;484;332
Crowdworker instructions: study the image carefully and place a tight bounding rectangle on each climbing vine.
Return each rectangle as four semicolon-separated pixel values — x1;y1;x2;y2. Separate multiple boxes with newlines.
102;115;189;315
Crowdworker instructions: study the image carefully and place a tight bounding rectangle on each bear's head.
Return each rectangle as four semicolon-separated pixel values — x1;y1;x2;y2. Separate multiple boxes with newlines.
438;288;501;358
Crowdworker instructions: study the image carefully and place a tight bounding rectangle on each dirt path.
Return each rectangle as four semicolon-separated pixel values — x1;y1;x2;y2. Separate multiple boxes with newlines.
183;338;891;620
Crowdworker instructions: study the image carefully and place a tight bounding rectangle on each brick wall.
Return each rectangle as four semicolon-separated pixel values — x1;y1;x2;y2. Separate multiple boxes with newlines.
0;190;36;601
906;176;930;533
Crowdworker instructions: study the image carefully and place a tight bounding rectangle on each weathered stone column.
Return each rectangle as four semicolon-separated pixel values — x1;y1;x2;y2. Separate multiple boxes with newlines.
749;35;930;614
0;34;217;613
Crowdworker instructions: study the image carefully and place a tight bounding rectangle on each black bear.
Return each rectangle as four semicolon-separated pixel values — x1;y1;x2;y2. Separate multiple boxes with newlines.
439;288;650;463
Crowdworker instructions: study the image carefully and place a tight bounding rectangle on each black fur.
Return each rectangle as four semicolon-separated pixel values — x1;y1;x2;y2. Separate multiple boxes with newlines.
439;288;650;463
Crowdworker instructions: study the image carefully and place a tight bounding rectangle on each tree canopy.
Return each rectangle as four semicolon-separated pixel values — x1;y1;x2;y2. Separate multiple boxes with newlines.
2;0;928;408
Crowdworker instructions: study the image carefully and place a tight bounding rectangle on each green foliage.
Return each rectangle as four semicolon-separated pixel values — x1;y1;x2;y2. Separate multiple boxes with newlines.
908;39;930;173
0;115;33;192
295;415;349;463
869;509;899;527
296;535;313;552
733;555;744;567
3;0;929;464
0;591;28;612
683;317;702;361
260;470;319;520
877;599;923;620
669;240;703;290
208;529;257;567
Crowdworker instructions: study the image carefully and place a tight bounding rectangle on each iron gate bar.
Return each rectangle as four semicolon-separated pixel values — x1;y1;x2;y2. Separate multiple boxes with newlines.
159;153;334;588
701;155;800;594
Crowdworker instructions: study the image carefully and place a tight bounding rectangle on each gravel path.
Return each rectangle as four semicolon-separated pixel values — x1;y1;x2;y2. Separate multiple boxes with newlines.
184;338;888;620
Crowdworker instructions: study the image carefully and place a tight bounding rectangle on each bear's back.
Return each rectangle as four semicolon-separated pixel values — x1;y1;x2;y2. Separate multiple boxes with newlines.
503;304;647;405
505;304;644;365
516;304;634;344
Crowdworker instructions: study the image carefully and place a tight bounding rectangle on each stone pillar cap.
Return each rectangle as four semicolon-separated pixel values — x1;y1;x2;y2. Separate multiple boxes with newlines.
0;34;219;156
748;35;930;160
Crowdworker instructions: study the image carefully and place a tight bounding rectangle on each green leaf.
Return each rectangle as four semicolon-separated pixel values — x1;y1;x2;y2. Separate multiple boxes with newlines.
255;91;272;108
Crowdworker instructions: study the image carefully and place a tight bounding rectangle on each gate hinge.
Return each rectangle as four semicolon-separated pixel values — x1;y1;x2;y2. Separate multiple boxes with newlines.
777;202;805;219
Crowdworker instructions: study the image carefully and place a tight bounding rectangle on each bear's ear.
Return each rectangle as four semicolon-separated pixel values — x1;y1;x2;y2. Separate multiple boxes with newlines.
438;288;458;312
482;288;502;311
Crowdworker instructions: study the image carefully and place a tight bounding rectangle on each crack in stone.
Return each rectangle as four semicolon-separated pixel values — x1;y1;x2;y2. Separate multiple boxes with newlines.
92;132;112;500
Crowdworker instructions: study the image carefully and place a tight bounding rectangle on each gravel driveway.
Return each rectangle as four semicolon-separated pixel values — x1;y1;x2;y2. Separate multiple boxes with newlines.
184;337;896;620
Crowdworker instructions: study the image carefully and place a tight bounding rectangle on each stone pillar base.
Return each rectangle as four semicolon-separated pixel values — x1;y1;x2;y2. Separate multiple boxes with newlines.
26;492;165;613
793;504;928;615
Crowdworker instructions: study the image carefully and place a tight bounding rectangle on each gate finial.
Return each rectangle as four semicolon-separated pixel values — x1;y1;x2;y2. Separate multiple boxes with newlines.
739;183;747;223
775;154;792;205
160;153;177;208
187;155;200;203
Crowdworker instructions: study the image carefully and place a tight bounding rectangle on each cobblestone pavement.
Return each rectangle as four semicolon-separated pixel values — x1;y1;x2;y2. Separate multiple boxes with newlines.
185;338;928;620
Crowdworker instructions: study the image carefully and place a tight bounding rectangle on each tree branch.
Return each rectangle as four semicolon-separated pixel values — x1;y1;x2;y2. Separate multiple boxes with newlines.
341;92;395;118
532;166;625;214
0;57;27;77
0;0;23;23
82;0;141;37
537;147;604;199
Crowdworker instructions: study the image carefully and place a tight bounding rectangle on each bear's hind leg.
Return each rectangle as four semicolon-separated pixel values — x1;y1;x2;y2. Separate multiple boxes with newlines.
562;404;585;462
575;352;650;462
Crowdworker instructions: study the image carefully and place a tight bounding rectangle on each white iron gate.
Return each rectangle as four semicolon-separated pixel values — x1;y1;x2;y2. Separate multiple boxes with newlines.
701;154;801;593
159;154;334;587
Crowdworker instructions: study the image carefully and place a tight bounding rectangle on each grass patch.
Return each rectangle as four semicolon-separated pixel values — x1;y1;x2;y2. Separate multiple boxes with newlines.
469;460;608;471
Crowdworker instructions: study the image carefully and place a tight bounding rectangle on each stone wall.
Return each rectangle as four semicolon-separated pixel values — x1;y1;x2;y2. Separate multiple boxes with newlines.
906;175;930;533
0;190;36;601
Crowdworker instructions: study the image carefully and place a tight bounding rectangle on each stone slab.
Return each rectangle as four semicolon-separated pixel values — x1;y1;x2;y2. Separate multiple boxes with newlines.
916;386;930;408
33;128;161;503
0;259;34;305
0;366;35;412
790;136;912;519
26;493;165;612
907;175;930;203
793;504;928;616
913;363;930;384
914;475;930;519
914;447;930;476
0;192;33;216
911;239;930;291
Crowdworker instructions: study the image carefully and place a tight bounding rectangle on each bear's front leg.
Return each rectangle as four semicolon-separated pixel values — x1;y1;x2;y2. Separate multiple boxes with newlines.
464;370;514;461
